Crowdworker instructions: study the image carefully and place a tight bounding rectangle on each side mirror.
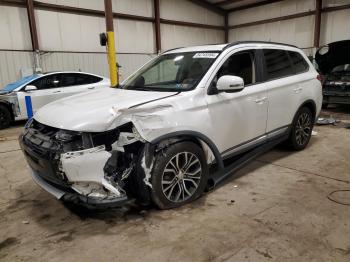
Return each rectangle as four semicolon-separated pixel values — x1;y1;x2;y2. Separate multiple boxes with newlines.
216;75;244;92
24;85;37;92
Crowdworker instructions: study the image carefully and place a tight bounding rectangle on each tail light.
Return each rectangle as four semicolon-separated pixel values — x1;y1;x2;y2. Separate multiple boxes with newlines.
317;74;323;83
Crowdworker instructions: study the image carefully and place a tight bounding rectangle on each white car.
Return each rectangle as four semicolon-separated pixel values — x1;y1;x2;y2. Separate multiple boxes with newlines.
0;71;110;129
20;42;322;209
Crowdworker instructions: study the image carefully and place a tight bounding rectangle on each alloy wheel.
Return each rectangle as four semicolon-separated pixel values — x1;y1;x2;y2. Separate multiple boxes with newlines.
161;152;202;203
295;112;311;146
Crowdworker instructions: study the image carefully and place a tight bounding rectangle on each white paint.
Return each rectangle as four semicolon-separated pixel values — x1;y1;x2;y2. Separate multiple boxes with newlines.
60;145;125;197
61;146;110;183
33;42;322;155
141;154;153;188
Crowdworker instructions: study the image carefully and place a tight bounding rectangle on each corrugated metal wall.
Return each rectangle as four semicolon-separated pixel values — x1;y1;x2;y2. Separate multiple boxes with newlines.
228;0;316;51
0;0;224;87
228;0;350;56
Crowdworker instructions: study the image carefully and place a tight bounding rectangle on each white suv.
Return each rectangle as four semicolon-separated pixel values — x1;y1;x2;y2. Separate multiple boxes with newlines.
20;42;322;209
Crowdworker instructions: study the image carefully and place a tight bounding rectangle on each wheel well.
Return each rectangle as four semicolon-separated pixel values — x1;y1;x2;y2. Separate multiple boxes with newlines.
151;132;224;169
0;102;14;121
300;100;316;120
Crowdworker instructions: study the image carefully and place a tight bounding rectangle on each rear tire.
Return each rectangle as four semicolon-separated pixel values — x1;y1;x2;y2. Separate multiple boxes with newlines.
286;107;314;151
0;105;11;130
150;141;208;209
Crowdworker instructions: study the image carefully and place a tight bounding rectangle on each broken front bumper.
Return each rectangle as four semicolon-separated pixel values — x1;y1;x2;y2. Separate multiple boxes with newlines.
29;167;129;208
19;126;131;208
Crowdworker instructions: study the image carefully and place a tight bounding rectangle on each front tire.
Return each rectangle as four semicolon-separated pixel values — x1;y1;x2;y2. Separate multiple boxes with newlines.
0;105;11;130
150;141;208;209
286;107;314;150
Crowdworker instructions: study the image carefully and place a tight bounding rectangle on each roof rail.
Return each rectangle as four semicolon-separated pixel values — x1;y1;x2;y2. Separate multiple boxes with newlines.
162;47;184;54
223;41;298;50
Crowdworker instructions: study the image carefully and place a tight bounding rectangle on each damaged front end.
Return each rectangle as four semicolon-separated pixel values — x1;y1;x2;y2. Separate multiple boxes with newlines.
19;119;154;208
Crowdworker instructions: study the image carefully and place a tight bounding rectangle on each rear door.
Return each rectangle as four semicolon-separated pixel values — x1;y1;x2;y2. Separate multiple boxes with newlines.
59;73;102;97
262;49;300;133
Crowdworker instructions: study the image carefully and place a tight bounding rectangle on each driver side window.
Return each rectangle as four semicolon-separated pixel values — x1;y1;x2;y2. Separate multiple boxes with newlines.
214;50;257;87
29;74;61;90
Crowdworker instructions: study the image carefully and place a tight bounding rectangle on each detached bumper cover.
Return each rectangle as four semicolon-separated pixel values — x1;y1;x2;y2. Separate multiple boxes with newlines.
30;168;129;207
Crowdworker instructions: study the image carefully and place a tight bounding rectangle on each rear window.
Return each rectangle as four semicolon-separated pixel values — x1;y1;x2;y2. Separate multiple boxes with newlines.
263;49;294;81
288;51;309;73
61;74;102;87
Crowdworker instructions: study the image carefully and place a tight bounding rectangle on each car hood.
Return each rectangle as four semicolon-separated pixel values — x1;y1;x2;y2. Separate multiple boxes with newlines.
34;88;178;132
315;40;350;74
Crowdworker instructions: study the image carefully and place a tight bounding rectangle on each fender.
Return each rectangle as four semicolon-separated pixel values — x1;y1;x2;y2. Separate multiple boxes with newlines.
150;130;224;169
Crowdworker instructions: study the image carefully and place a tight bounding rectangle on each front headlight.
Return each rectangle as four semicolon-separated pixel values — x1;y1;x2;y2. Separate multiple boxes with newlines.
55;130;80;142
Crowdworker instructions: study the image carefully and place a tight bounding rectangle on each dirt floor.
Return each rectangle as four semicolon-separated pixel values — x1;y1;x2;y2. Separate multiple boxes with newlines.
0;106;350;262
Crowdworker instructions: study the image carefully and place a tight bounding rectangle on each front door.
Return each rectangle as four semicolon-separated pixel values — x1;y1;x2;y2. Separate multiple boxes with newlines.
205;49;268;156
17;74;63;117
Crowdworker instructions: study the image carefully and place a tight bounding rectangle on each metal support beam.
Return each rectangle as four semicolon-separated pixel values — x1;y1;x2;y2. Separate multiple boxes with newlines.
224;13;229;43
314;0;322;48
188;0;225;15
104;0;118;86
228;10;315;29
25;0;41;72
25;0;39;51
154;0;161;54
228;0;284;12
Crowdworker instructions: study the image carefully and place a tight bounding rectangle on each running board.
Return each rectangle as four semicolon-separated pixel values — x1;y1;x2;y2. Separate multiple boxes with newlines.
209;134;288;188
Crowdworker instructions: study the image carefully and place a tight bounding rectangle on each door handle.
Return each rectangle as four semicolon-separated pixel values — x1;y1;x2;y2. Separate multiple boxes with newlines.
293;87;302;93
88;87;95;90
52;90;61;93
254;97;267;104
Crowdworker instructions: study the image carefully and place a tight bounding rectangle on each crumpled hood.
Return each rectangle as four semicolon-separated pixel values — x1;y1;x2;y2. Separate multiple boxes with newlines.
315;40;350;74
34;88;178;132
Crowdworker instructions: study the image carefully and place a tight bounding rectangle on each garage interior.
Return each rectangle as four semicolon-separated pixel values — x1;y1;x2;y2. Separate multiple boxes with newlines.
1;0;350;261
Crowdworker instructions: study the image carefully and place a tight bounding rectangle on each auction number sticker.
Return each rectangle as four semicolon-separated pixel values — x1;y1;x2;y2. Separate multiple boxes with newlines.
193;53;219;59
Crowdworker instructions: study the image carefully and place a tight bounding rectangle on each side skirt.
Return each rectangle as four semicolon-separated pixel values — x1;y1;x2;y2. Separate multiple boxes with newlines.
208;133;289;189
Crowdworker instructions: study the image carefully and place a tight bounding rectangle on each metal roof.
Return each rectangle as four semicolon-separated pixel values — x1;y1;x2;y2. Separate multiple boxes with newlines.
189;0;286;13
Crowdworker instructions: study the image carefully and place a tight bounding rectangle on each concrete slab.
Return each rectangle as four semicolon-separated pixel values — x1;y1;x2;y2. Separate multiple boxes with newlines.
0;115;349;261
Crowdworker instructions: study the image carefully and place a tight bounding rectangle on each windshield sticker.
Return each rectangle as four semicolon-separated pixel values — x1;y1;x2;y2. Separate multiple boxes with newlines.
193;53;219;59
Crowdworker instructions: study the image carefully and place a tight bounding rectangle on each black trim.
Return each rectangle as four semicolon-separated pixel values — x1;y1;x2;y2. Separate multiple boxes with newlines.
150;131;224;169
209;132;289;188
220;125;290;160
207;48;265;95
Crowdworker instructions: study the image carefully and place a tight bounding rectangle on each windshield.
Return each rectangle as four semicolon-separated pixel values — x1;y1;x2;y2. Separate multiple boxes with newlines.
2;74;40;92
121;52;219;91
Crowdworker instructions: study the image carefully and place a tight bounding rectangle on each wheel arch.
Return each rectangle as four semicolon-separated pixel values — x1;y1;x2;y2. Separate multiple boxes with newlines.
150;131;224;169
0;101;15;121
299;99;317;120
